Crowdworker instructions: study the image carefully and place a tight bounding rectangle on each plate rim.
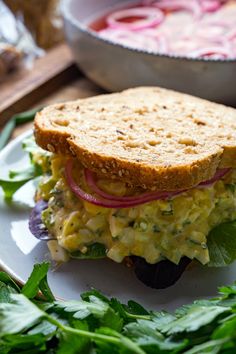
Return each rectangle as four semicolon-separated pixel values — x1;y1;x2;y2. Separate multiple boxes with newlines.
0;130;33;161
0;129;33;286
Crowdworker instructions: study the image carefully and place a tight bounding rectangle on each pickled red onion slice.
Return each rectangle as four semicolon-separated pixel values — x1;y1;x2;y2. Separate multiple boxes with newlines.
153;0;202;18
65;160;183;209
95;1;236;59
99;28;168;52
198;168;231;187
65;159;231;209
200;0;221;12
107;7;164;31
84;169;183;202
188;46;231;58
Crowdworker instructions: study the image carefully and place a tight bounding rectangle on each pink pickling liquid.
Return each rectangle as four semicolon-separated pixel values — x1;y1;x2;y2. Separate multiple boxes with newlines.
90;0;236;59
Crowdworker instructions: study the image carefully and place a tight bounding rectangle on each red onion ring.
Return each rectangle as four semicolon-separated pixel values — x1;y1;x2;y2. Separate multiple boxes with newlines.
198;168;231;187
65;160;183;209
200;0;221;12
196;22;228;41
65;160;232;209
96;1;236;59
153;0;202;19
107;7;164;31
99;28;168;52
188;46;232;58
84;169;183;203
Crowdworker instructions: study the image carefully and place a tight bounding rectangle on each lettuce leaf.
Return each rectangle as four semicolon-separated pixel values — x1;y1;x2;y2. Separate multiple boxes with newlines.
207;221;236;267
70;243;106;260
0;137;44;200
0;165;41;200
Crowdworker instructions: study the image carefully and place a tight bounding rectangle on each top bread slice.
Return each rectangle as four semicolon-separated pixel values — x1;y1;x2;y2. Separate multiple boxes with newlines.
34;87;236;191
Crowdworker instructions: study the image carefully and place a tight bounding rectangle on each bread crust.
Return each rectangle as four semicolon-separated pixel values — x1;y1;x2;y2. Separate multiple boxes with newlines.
34;87;236;191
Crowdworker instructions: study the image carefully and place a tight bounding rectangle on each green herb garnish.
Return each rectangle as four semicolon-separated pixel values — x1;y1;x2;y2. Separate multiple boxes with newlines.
0;263;236;353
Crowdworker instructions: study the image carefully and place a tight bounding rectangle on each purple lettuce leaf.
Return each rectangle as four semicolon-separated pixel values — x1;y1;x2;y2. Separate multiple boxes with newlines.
132;256;191;289
29;200;52;241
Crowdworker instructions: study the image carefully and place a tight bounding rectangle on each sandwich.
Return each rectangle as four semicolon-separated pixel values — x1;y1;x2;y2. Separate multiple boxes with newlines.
29;87;236;289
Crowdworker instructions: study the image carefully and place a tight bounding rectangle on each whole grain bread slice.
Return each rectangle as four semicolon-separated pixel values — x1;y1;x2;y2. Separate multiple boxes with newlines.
34;87;236;191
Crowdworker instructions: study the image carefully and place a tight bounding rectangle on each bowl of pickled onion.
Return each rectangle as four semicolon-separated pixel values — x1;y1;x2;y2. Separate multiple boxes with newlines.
62;0;236;105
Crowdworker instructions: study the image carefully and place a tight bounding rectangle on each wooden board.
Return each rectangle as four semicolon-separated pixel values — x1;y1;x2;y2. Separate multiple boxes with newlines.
0;44;81;127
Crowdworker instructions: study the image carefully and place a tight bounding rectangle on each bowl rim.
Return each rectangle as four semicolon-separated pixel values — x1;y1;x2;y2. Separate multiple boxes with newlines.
61;0;236;64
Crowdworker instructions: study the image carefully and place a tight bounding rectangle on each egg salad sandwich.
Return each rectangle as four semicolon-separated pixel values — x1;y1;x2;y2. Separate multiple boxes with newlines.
29;87;236;289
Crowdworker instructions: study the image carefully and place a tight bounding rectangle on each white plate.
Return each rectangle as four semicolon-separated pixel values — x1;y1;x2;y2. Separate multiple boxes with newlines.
0;130;236;311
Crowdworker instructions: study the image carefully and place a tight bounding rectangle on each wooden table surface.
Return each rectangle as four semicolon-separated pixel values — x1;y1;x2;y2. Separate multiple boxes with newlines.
12;75;104;140
0;44;104;141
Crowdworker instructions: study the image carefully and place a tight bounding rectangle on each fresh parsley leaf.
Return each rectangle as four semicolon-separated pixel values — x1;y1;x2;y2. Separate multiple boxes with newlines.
57;331;90;354
0;294;44;335
55;295;123;331
55;298;109;320
219;283;236;296
38;276;55;302
57;320;90;354
212;314;236;340
95;327;145;354
28;320;56;337
56;295;122;329
183;338;229;354
81;289;110;304
218;297;236;308
0;262;236;353
207;221;236;267
0;282;11;304
151;311;176;331
126;301;150;317
162;305;230;335
109;298;129;321
2;333;47;351
22;263;54;301
124;319;186;353
109;298;151;324
100;308;123;332
0;272;20;292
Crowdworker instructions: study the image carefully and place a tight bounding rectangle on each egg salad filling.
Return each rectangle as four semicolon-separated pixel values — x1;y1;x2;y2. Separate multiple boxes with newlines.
35;153;236;265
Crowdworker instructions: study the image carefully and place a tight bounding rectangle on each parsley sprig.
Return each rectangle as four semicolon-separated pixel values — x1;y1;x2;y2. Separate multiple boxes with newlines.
0;263;236;353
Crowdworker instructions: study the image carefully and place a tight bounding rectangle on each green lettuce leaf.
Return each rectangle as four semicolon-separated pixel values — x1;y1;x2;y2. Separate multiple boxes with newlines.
0;138;44;200
0;178;32;200
70;243;106;260
207;221;236;267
